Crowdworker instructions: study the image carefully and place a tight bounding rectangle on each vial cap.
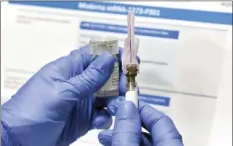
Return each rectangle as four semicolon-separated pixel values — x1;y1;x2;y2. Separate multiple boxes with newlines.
89;37;119;55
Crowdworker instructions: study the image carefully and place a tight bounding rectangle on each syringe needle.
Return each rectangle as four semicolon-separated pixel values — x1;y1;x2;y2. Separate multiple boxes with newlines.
127;11;135;63
122;11;140;108
122;11;139;75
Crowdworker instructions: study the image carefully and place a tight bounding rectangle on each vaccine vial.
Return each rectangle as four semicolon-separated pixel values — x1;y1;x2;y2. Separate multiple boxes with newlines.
89;38;119;97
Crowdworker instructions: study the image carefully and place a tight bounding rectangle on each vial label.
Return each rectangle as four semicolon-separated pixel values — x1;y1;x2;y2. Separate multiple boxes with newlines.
89;38;120;97
95;62;119;97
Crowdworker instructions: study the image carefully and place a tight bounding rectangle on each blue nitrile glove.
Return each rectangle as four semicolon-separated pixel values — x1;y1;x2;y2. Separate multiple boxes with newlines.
1;46;116;146
98;101;184;146
112;101;141;146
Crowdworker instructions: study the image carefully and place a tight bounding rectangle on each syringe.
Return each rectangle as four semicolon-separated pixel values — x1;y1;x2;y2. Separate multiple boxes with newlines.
122;11;139;108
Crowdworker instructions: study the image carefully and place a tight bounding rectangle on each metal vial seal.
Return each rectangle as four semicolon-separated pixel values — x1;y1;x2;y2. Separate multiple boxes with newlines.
89;38;119;97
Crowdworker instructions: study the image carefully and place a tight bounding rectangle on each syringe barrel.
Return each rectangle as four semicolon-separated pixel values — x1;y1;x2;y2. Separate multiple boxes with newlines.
125;87;138;108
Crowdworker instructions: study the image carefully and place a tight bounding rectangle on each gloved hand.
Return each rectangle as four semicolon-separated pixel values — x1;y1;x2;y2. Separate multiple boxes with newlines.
98;101;184;146
1;46;117;146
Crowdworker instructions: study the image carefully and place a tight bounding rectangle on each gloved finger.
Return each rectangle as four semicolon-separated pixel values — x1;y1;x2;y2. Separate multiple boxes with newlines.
141;132;153;146
98;130;152;146
91;109;113;129
68;51;115;96
106;96;125;115
98;130;113;146
119;72;126;95
69;45;92;71
42;45;92;79
139;101;183;146
112;101;141;146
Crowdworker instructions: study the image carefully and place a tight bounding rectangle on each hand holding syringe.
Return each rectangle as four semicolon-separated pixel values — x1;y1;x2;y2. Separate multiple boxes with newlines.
122;11;139;108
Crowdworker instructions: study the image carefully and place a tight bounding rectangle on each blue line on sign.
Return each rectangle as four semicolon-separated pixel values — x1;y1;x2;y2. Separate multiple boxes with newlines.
139;94;171;107
80;21;179;39
9;1;232;25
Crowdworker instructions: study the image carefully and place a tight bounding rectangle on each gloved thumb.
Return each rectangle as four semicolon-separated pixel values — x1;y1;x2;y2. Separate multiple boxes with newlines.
68;51;115;95
111;101;141;146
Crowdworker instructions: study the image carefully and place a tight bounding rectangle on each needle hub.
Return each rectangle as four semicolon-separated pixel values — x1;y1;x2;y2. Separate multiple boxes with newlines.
126;64;138;91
